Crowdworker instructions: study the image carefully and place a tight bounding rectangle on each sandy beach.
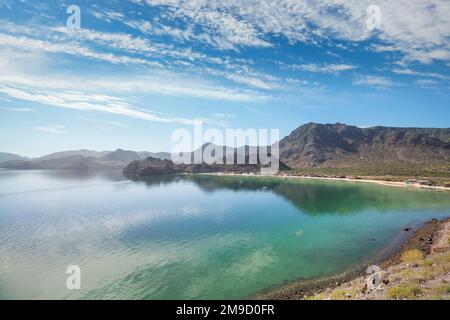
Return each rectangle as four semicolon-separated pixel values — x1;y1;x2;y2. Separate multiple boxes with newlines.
202;172;450;191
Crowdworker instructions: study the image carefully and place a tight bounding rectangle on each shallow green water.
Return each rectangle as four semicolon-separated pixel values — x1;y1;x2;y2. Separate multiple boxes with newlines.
0;170;449;299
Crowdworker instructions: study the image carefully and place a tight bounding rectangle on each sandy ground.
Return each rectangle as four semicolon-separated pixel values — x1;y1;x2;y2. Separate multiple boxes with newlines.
432;220;450;254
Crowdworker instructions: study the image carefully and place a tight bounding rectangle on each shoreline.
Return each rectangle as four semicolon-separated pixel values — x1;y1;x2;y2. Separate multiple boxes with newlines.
254;217;450;300
201;172;450;191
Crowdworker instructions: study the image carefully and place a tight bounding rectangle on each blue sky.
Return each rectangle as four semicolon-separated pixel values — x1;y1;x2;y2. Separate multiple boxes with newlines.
0;0;450;157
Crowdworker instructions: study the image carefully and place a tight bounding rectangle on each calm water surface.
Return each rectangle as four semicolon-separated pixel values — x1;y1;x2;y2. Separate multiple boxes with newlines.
0;170;449;299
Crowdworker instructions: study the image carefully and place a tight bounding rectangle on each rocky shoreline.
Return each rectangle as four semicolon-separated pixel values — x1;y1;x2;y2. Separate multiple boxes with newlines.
255;217;450;300
381;219;447;268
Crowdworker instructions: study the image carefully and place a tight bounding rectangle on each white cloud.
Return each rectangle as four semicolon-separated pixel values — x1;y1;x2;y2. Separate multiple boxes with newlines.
95;4;271;51
285;78;309;85
0;55;262;127
0;106;34;112
0;50;268;103
34;125;68;134
4;1;450;69
392;68;450;81
353;75;394;88
290;63;356;74
415;79;439;88
107;121;128;128
0;84;197;125
0;22;279;93
132;0;450;66
170;8;272;50
225;74;272;89
91;10;125;23
0;33;162;68
0;21;233;69
50;26;222;64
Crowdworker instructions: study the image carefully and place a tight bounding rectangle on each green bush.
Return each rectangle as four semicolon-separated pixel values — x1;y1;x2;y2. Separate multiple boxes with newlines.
387;284;422;299
401;249;424;263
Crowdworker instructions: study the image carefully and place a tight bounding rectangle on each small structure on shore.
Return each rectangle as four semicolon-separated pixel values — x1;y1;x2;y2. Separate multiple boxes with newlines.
404;179;417;185
418;180;433;186
404;179;434;186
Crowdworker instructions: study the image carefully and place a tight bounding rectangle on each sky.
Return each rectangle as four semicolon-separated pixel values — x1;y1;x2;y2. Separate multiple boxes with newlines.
0;0;450;157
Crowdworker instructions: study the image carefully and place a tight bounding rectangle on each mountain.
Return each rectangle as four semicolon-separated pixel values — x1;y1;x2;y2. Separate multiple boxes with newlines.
377;127;450;143
36;149;110;160
0;152;27;163
2;123;448;174
279;123;450;168
101;149;141;162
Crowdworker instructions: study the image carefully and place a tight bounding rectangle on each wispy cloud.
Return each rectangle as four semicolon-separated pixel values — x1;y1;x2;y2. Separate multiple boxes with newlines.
0;33;162;68
225;74;272;89
0;48;269;104
392;68;450;81
130;0;450;66
0;106;34;112
0;22;276;97
415;79;439;88
107;121;128;128
353;75;394;88
289;63;357;74
0;85;198;125
92;5;272;51
34;124;68;134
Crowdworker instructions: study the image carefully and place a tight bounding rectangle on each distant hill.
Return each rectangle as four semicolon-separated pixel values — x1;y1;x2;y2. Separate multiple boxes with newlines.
36;149;110;160
279;123;450;168
0;155;126;170
101;149;141;162
0;152;27;163
0;149;170;170
35;149;170;162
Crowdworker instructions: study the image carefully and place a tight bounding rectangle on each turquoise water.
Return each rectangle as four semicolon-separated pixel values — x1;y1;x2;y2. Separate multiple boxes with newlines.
0;170;449;299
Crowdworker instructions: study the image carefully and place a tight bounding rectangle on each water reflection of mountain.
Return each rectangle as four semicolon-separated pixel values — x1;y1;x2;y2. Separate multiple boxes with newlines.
36;169;127;182
126;173;450;215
